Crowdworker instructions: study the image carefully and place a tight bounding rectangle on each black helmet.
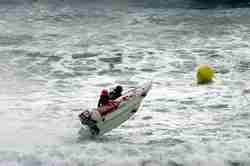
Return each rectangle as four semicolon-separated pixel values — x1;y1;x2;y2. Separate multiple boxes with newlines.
115;85;123;93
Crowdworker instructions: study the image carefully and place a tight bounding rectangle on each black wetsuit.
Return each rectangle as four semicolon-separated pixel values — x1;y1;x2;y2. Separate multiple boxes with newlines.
109;90;122;100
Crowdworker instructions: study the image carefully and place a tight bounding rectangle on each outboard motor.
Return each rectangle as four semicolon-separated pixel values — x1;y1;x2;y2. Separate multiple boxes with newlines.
79;110;100;135
79;110;91;125
79;110;98;127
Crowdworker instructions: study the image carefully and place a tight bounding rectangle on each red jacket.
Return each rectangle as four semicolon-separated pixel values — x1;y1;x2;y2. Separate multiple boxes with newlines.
97;100;119;116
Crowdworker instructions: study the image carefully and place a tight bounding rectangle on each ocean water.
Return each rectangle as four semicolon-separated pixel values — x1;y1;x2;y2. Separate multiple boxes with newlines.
0;0;250;165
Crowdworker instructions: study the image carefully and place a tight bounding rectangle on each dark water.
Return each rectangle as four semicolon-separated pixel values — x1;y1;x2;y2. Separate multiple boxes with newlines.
0;0;250;165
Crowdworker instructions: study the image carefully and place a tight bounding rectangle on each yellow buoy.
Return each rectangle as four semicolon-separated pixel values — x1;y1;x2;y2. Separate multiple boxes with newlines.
196;64;215;84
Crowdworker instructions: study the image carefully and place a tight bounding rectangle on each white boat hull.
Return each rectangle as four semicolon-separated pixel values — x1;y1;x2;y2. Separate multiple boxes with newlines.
79;81;152;136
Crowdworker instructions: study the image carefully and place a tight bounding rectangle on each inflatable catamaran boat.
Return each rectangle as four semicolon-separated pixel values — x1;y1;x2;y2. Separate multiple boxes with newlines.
79;81;152;136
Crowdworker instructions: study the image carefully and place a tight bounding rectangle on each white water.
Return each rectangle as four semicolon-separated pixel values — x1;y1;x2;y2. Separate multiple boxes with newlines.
0;1;250;165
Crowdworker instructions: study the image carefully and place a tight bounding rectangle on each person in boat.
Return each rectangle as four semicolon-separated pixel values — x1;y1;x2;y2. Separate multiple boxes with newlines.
109;85;123;100
97;89;110;107
97;85;123;108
